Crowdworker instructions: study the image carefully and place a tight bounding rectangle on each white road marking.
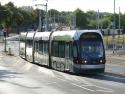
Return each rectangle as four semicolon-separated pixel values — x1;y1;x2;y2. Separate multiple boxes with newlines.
71;83;94;92
71;83;114;93
78;78;93;85
46;82;57;85
96;89;113;92
56;77;67;82
81;83;114;92
81;84;93;86
94;85;114;93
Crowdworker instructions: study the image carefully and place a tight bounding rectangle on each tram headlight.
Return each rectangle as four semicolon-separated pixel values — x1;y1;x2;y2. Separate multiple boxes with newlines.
100;60;103;63
84;60;87;63
76;60;78;64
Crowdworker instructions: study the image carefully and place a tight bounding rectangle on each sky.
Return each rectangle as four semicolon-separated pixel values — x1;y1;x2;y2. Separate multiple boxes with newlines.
0;0;125;13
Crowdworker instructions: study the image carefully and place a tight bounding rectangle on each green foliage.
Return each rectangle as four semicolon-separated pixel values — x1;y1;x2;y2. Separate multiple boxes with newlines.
1;1;125;32
0;2;38;29
0;4;9;26
74;8;88;29
87;20;96;29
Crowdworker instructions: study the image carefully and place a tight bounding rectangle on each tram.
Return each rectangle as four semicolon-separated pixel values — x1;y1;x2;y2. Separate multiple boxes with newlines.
19;30;106;74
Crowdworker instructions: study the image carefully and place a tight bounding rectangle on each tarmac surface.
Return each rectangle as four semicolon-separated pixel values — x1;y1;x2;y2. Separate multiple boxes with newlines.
0;39;125;94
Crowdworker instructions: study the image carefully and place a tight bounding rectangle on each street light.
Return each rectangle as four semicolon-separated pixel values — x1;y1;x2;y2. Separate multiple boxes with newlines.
32;0;48;63
35;1;48;31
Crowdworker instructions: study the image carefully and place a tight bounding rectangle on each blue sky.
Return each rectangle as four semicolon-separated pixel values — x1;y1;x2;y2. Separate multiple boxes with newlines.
0;0;125;13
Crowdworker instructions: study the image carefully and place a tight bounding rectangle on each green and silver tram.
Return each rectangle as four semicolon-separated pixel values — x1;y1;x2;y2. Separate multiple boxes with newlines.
19;30;106;74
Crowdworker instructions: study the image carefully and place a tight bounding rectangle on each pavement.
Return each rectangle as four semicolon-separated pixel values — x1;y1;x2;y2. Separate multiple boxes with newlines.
105;50;125;76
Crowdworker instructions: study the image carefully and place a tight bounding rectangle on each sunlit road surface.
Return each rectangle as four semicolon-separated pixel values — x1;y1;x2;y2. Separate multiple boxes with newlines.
0;55;125;94
0;40;125;94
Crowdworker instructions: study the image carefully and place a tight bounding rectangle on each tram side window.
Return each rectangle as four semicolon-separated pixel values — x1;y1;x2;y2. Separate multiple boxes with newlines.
43;41;48;55
27;40;33;48
73;43;78;58
20;37;26;44
43;41;46;54
52;42;58;57
35;42;37;51
39;41;43;54
69;43;73;58
46;42;49;54
59;42;65;58
20;38;25;42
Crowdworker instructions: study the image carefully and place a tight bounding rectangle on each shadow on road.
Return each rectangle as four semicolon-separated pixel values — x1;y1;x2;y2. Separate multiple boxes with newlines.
0;70;41;89
0;70;23;79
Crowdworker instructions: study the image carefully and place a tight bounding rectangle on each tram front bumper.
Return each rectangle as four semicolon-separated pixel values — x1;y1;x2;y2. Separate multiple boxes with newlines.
73;64;105;74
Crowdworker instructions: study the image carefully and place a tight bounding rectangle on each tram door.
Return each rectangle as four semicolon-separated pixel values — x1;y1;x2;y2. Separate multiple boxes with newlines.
34;42;38;62
65;43;70;71
43;41;48;66
35;41;39;63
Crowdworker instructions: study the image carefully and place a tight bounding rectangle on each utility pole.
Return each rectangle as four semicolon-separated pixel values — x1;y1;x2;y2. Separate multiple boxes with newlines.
45;2;48;31
96;10;100;29
35;4;42;32
119;7;121;31
118;7;121;45
113;0;116;54
100;14;103;30
72;13;76;30
97;9;100;29
39;9;42;31
4;30;7;52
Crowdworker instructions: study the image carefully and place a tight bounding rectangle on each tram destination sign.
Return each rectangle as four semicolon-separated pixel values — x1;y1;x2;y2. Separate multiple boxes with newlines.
81;33;101;39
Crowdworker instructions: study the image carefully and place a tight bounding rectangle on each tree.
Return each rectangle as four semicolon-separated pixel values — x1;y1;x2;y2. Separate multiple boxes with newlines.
74;8;88;29
0;4;9;28
101;17;111;29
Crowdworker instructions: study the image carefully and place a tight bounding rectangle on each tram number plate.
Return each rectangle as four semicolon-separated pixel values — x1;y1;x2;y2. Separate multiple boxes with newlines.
93;61;96;63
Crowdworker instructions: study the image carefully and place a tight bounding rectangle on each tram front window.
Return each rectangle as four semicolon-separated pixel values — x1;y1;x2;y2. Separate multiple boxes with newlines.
81;41;104;59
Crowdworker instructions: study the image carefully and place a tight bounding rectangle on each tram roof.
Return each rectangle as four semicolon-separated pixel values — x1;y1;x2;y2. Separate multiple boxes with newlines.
20;32;27;37
20;32;27;40
26;30;102;41
26;32;35;40
35;32;51;41
51;30;102;41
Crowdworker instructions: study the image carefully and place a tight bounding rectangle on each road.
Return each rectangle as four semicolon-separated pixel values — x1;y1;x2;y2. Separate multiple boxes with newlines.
0;40;125;94
0;54;125;94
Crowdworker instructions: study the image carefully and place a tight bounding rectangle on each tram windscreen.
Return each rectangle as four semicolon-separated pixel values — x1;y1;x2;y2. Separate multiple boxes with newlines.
80;33;104;59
